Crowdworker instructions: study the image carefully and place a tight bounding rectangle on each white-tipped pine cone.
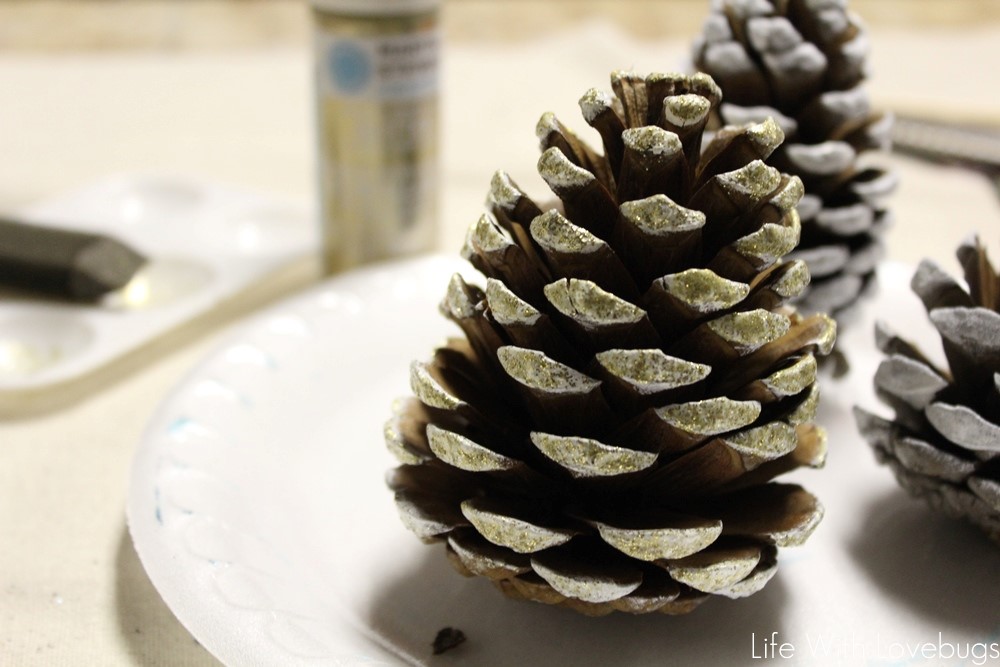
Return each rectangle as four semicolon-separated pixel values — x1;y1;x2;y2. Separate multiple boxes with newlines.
693;0;896;319
386;71;836;616
855;237;1000;545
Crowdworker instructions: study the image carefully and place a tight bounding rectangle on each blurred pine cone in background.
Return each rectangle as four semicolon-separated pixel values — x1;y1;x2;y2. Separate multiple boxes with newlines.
693;0;897;321
385;71;836;615
855;237;1000;545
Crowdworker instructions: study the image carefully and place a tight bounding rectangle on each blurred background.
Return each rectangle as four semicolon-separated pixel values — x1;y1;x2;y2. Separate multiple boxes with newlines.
0;0;997;261
0;0;998;51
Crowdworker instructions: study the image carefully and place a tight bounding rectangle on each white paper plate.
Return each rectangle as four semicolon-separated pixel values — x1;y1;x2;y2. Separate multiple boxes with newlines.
127;256;1000;666
0;174;314;404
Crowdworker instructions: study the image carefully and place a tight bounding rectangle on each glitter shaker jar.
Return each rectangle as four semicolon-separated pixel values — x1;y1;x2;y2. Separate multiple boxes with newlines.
311;0;440;274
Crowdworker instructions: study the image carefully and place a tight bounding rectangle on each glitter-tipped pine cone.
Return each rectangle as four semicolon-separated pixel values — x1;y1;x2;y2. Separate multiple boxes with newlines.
693;0;897;319
855;237;1000;544
385;71;836;616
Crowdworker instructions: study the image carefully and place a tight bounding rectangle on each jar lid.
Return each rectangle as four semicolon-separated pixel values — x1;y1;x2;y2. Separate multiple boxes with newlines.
310;0;439;16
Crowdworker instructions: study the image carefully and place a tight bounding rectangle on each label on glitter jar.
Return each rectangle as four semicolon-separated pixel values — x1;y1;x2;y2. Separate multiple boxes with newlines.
314;11;440;273
318;28;438;100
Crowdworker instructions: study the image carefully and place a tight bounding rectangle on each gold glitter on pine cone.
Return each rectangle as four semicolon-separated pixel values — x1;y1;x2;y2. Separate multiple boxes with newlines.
385;71;836;616
693;0;897;320
855;236;1000;545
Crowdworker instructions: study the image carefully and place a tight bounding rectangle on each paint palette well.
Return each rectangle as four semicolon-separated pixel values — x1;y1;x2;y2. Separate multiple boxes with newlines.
0;174;315;410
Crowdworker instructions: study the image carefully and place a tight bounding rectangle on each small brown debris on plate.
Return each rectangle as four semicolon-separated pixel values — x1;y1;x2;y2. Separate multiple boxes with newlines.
432;627;466;655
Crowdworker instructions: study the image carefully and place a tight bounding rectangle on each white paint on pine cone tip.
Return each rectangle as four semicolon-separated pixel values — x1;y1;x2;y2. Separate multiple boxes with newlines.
865;113;894;148
660;269;750;313
786;385;821;426
655;396;761;436
767;499;825;548
721;104;798;136
925;403;1000;453
747;16;803;53
623;126;682;157
530;556;643;604
620;194;706;236
460;498;575;553
443;274;477;319
530;209;603;254
645;72;688;87
702;14;733;43
851;170;898;208
958;233;983;261
816;5;850;40
537;147;594;190
762;354;817;397
796;193;822;221
724;422;798;467
410;361;466;410
496;346;600;394
529;431;658;478
448;532;530;579
771;174;806;217
707;309;790;352
489;171;521;210
717;160;782;199
715;561;777;599
544;279;646;326
874;355;948;410
893;434;975;483
765;42;827;80
769;175;804;212
939;486;999;535
814;203;873;235
969;477;1000;513
460;226;476;263
789;244;851;278
662;94;711;128
854;407;892;450
929;308;1000;364
724;0;776;20
801;273;863;314
805;0;848;11
594;348;710;394
666;548;762;593
873;320;898;354
535;111;561;141
394;492;456;540
690;72;723;100
819;86;871;120
579;88;614;123
785;141;855;176
384;417;429;465
485;278;541;326
841;32;871;63
745;117;785;151
813;313;837;355
591;518;722;561
770;260;811;299
610;69;634;86
471;213;514;253
427;424;519;472
732;215;801;268
704;42;757;78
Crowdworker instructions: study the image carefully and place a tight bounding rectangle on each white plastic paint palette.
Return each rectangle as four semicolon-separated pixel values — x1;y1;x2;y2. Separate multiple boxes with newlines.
0;175;315;401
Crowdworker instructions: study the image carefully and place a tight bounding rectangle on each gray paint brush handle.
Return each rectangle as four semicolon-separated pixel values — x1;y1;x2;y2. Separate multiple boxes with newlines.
0;219;147;301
